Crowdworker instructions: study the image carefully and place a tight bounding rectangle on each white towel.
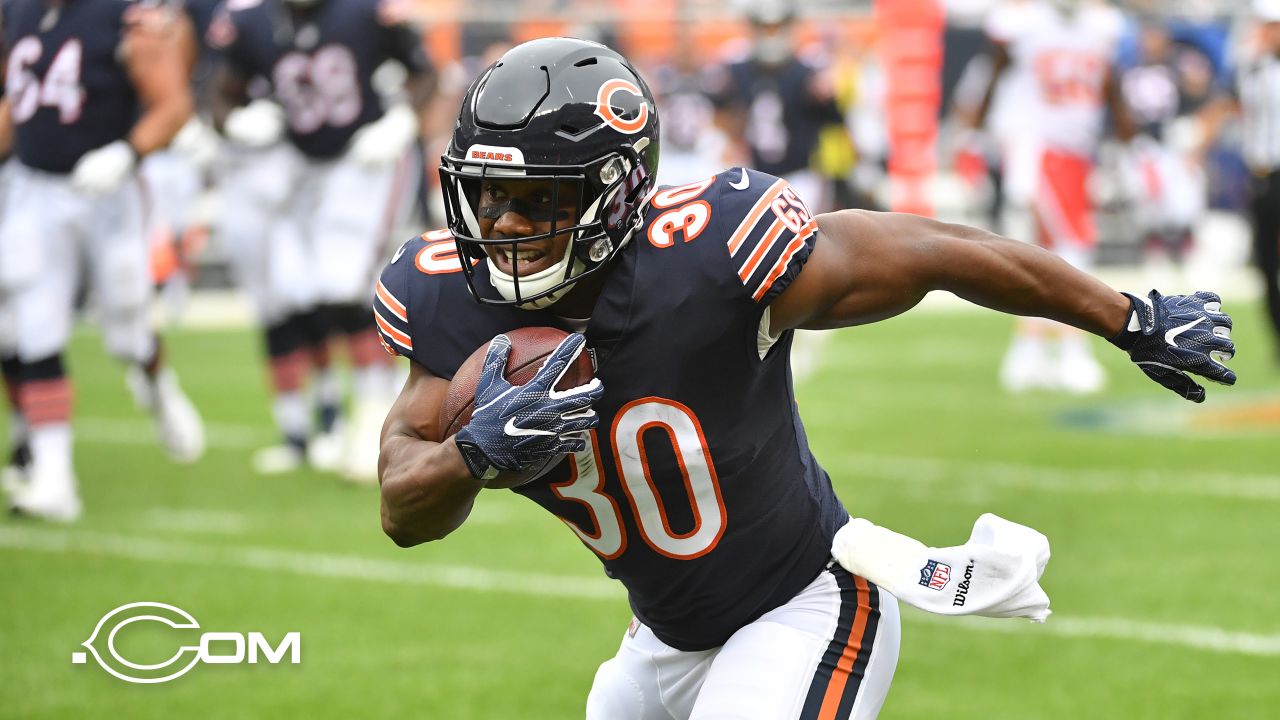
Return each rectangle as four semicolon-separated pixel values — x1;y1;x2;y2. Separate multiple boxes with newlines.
831;513;1052;622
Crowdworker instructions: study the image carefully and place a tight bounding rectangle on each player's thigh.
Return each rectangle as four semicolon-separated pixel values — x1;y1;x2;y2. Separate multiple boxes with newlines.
84;181;150;315
81;181;161;361
6;168;80;359
264;171;325;317
1001;136;1042;209
689;565;900;720
586;621;718;720
310;154;411;304
0;164;65;294
140;149;201;228
1034;149;1096;252
219;148;300;324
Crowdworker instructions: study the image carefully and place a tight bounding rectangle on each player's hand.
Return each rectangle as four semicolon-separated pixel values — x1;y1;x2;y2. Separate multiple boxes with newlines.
453;333;603;481
224;99;285;148
1108;290;1236;403
70;141;138;195
349;103;418;167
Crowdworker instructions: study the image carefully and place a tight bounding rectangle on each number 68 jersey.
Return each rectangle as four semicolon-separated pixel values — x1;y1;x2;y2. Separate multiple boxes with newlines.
376;169;850;651
209;0;427;159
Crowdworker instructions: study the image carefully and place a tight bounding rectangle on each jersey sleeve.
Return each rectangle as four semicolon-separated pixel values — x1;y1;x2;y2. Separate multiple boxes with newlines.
716;168;819;307
372;236;419;359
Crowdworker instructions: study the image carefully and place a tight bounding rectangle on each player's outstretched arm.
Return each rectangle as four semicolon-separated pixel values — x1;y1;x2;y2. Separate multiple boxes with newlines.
121;5;196;156
379;361;487;547
770;210;1236;401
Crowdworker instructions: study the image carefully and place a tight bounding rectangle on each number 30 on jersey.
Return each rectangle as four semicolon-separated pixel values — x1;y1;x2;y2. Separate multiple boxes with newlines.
551;397;726;561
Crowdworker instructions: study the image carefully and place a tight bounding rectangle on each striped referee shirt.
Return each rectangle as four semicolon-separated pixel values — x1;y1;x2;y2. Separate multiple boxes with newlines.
1238;53;1280;173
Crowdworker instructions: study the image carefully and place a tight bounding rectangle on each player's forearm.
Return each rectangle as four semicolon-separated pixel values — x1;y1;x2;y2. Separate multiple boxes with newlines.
0;97;12;157
925;220;1130;337
129;90;194;156
379;434;485;547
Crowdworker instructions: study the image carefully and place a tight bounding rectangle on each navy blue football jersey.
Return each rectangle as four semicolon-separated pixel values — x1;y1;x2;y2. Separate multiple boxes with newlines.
211;0;427;159
374;169;850;651
708;58;842;178
2;0;139;173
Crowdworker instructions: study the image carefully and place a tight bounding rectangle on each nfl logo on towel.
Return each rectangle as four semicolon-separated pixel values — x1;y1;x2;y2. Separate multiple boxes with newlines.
919;560;951;591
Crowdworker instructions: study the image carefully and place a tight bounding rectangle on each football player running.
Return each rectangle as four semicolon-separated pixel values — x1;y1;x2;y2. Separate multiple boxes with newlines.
969;0;1135;394
374;39;1236;719
209;0;434;480
0;0;206;521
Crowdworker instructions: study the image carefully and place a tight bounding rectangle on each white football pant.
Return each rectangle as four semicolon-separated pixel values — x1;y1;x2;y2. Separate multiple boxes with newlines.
0;162;153;363
587;564;900;720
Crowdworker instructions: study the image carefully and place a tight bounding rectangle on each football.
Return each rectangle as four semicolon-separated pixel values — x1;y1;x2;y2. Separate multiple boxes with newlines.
439;327;596;488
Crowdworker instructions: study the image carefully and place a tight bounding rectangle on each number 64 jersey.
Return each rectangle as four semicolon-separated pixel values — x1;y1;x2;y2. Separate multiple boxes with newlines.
376;169;850;652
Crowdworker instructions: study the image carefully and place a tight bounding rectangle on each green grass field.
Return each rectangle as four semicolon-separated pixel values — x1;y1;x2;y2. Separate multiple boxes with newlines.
2;302;1277;719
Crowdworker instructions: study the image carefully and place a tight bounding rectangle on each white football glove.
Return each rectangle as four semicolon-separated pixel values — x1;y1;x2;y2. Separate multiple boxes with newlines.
172;116;221;169
831;513;1052;622
224;99;286;148
349;103;418;167
70;140;138;195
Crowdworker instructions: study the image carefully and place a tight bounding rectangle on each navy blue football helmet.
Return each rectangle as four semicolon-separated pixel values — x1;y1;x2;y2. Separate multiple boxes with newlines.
439;37;660;308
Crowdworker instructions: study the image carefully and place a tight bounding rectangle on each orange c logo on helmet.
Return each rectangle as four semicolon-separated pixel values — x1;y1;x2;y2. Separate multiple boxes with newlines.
594;79;649;135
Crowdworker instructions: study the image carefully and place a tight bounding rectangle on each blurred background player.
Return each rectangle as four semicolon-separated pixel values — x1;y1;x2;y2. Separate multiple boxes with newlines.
707;0;843;212
135;0;225;326
706;0;846;378
650;27;729;187
0;0;206;521
969;0;1133;394
208;0;435;481
1117;17;1215;288
1202;0;1280;362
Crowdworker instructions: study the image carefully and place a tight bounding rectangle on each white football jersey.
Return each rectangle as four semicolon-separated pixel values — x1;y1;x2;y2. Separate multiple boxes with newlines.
986;1;1124;155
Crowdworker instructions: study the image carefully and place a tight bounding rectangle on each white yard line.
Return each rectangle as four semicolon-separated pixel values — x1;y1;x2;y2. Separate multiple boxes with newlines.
141;508;250;535
70;417;1280;502
2;526;1277;657
906;609;1280;658
842;453;1280;502
0;526;622;601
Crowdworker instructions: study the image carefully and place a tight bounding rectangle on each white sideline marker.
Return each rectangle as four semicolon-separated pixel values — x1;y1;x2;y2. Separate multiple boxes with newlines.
2;526;1278;657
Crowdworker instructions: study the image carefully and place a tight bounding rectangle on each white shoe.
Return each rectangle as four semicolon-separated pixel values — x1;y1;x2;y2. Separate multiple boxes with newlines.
251;444;306;475
8;466;81;522
1;464;28;497
307;424;345;473
129;367;206;463
1058;350;1106;395
999;341;1054;393
341;401;386;484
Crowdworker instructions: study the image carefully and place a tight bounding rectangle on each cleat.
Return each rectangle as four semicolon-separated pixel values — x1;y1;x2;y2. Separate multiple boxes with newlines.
8;465;81;523
1058;348;1106;395
251;444;306;475
999;341;1055;393
307;424;345;473
129;367;206;464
